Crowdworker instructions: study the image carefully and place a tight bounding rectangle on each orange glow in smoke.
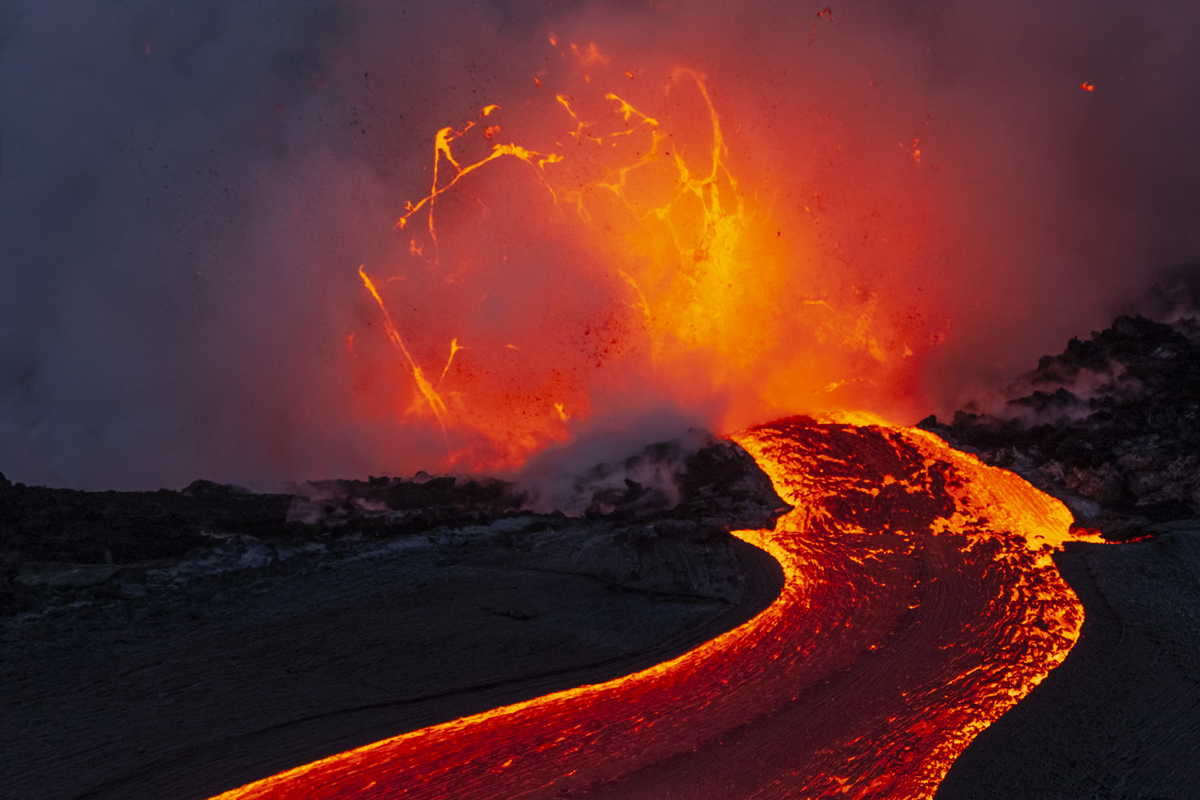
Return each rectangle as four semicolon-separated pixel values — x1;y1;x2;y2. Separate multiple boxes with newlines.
349;37;948;472
210;419;1104;799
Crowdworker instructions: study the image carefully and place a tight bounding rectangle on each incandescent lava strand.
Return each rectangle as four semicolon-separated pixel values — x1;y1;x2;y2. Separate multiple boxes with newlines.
348;45;944;473
212;418;1103;800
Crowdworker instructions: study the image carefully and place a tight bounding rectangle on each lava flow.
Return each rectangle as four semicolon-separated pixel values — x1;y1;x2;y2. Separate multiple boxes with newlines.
211;418;1102;799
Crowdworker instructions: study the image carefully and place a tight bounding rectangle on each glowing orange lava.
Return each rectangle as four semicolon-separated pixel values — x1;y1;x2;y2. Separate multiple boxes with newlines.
350;42;939;472
210;419;1102;799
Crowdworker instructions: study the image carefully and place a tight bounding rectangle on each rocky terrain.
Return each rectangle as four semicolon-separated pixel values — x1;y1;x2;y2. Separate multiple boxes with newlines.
924;313;1200;798
0;434;788;800
918;313;1200;539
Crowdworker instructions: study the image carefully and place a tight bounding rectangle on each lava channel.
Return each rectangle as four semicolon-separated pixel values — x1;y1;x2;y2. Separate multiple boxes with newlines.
212;417;1101;799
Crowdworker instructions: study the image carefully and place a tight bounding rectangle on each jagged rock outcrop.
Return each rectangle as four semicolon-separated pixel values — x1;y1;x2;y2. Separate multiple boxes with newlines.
919;314;1200;538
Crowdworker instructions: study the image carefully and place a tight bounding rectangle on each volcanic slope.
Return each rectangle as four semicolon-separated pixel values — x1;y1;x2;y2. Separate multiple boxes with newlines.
215;418;1098;800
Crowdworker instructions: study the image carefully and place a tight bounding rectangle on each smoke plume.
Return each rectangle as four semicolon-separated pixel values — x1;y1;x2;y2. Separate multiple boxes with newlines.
1;0;1197;489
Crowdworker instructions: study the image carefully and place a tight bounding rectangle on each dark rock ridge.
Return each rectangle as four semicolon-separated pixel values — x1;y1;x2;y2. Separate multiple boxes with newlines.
918;314;1200;539
0;433;788;619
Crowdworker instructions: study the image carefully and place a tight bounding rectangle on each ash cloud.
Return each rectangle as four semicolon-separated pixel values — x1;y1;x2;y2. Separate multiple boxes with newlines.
1;0;1198;489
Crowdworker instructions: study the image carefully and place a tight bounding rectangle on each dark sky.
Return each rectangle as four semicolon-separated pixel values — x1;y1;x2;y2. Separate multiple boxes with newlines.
1;0;1198;489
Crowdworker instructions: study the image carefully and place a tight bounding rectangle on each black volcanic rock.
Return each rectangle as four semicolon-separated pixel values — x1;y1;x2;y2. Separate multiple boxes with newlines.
539;432;790;530
0;434;787;620
919;314;1200;538
284;474;524;533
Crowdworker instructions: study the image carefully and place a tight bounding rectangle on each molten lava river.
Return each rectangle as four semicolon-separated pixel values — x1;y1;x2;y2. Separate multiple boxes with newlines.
213;417;1102;799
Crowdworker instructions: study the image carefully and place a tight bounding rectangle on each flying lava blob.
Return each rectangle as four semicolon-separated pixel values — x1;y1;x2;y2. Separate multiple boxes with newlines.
348;39;946;473
209;419;1105;799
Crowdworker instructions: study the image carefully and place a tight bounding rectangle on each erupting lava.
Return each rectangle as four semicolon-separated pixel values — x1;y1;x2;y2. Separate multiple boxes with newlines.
357;65;768;465
350;41;940;472
212;418;1102;799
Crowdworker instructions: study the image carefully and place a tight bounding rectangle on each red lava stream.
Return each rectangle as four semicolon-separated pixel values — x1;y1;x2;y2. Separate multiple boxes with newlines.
214;418;1100;799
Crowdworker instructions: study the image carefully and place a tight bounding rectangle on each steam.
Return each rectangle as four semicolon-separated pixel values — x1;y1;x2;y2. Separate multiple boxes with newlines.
517;410;716;516
1;0;1198;489
1122;261;1200;324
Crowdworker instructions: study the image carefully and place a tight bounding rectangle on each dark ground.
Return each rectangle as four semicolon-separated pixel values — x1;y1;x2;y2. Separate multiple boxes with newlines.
938;530;1200;799
0;436;787;800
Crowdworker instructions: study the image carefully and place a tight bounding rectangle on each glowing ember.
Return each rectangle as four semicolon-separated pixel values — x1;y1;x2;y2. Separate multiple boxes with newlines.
209;419;1103;799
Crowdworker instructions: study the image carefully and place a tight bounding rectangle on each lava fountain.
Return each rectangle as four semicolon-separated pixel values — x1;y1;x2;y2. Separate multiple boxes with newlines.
212;417;1103;799
344;43;944;473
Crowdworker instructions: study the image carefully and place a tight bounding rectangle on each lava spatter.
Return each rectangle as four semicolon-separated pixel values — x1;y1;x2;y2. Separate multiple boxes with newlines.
351;52;931;472
211;418;1100;799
